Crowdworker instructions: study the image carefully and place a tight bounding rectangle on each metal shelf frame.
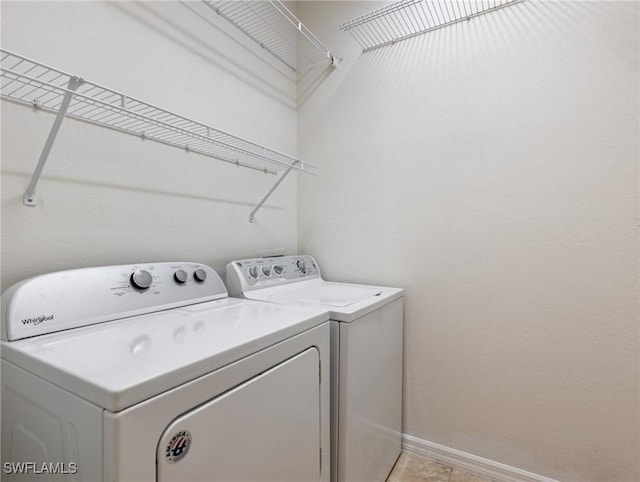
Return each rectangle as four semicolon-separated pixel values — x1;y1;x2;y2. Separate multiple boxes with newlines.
340;0;521;53
203;0;338;72
0;49;316;221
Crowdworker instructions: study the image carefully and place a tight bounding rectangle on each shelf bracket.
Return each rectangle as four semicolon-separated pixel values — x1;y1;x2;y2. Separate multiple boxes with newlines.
249;161;299;223
23;76;84;206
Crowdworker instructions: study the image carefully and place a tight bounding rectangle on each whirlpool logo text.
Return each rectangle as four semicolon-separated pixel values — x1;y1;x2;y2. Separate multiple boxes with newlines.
21;314;54;326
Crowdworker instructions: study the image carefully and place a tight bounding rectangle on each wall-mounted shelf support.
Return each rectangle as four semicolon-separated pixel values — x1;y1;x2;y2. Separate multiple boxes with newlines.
1;49;318;220
23;76;84;206
249;161;299;223
204;1;339;73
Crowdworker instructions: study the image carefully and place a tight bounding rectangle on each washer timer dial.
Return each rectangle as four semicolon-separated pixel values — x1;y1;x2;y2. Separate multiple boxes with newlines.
130;270;153;290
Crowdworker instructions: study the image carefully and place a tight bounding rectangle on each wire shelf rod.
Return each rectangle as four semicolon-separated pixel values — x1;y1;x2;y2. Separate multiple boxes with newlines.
1;49;317;213
340;0;521;53
1;54;316;173
4;54;279;156
268;0;333;60
340;0;422;30
3;95;275;178
203;0;337;71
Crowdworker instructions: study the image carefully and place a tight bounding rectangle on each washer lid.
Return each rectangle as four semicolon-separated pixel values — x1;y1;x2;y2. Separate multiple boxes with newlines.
0;298;328;412
244;280;403;322
272;283;384;307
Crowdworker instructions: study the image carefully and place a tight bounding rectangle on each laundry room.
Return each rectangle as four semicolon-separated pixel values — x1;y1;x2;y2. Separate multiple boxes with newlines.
1;1;638;482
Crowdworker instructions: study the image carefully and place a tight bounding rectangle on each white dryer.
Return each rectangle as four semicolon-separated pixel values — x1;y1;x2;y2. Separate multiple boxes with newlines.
226;255;404;482
1;262;330;482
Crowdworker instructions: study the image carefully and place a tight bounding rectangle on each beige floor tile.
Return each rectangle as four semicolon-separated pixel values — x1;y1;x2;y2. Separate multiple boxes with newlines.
449;467;495;482
387;453;452;482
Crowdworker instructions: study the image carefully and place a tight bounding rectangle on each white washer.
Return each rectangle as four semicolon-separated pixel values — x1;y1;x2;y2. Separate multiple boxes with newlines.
1;262;330;482
226;255;404;482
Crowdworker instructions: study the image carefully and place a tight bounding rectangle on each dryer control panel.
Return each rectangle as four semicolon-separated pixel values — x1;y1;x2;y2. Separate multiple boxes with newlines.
1;262;227;341
226;255;321;296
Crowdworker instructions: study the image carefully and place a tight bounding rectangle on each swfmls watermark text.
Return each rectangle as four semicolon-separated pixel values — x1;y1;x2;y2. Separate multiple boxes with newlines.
3;462;78;475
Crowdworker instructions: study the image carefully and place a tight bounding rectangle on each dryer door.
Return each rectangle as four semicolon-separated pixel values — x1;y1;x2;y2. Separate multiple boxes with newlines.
157;347;321;482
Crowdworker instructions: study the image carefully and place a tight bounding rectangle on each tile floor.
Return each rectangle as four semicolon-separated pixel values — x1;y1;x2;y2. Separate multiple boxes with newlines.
387;453;496;482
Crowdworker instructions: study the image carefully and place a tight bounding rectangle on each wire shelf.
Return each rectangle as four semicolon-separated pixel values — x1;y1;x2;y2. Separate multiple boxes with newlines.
203;0;337;72
1;49;317;218
0;49;317;177
340;0;521;52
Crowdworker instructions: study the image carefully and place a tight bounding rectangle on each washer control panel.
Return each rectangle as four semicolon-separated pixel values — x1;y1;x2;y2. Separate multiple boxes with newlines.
1;262;227;341
226;255;321;296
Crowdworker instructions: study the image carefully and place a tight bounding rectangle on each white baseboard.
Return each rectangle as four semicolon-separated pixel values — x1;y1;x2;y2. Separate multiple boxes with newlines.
402;434;559;482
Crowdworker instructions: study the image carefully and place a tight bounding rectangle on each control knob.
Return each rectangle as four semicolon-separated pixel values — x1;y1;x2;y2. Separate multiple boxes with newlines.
194;268;207;282
130;270;153;290
174;269;188;284
297;259;307;274
261;266;271;277
273;265;284;275
248;266;259;279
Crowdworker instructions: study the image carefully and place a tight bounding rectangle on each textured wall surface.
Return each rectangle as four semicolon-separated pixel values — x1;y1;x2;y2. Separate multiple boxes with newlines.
297;2;639;481
1;1;299;289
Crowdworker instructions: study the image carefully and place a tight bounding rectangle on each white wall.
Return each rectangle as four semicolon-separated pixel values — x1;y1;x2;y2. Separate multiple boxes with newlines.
297;1;639;481
1;0;299;289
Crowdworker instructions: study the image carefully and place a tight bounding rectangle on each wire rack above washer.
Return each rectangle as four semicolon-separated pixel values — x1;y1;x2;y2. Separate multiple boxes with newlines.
0;49;316;175
340;0;521;53
203;0;338;72
1;49;317;218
